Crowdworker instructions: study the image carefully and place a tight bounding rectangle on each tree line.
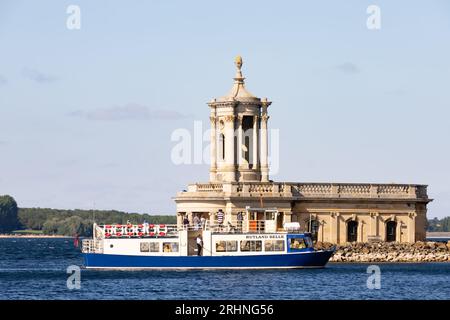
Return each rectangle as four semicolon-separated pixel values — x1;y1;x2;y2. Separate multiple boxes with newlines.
0;195;176;236
427;217;450;233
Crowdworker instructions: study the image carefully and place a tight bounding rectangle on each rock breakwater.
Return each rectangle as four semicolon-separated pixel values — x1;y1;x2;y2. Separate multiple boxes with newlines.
315;241;450;263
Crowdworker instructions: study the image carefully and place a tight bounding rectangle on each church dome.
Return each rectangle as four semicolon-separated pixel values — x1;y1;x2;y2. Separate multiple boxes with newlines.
216;56;261;103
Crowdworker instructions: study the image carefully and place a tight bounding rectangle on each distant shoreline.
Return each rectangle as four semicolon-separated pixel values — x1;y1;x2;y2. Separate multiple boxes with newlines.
0;234;73;238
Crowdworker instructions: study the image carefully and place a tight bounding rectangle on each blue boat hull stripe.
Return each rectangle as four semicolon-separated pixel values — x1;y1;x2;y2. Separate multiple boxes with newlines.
83;250;334;269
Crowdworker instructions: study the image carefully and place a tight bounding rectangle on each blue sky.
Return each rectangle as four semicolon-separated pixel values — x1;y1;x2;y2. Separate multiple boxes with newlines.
0;1;449;217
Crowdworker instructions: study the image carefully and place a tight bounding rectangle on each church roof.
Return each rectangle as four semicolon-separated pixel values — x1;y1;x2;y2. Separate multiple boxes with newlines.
216;56;261;103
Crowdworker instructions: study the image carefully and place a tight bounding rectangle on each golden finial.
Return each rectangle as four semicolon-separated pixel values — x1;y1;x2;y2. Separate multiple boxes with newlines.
235;55;243;70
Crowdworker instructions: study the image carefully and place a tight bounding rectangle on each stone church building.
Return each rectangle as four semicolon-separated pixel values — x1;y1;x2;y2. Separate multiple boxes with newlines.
174;57;431;244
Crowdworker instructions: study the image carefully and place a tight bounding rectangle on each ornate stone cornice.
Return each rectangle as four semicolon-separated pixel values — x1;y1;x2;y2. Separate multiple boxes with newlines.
261;98;272;107
408;211;417;218
330;211;340;218
224;115;236;122
209;100;262;108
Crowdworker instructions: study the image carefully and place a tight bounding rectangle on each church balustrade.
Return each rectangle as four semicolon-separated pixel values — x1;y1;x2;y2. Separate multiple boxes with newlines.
186;182;428;200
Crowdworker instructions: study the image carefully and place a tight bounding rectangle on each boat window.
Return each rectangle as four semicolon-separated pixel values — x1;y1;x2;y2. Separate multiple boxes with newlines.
140;242;149;252
304;237;313;248
215;240;238;252
149;242;160;252
240;240;262;252
289;238;307;249
140;242;160;252
162;242;179;253
264;240;284;252
265;212;275;220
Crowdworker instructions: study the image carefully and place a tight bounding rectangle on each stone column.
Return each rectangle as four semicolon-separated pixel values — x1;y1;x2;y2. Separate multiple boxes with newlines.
224;115;236;182
408;212;417;243
260;114;269;182
237;116;243;168
369;212;379;238
330;212;340;244
356;219;363;242
176;213;183;227
187;212;193;226
252;115;258;169
209;116;217;181
358;221;364;242
283;211;292;224
397;220;402;242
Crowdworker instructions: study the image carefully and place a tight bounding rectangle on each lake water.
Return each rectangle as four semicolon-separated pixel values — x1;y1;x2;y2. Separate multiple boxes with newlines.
0;238;449;300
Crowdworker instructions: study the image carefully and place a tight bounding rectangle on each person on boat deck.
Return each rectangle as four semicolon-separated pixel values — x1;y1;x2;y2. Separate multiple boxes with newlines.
193;215;200;230
237;212;243;231
143;220;149;234
217;209;224;229
196;235;203;256
183;216;189;228
200;215;206;230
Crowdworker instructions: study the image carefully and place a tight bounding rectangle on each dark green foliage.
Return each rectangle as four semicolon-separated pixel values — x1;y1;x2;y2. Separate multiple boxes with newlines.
17;207;176;236
0;195;19;232
427;217;450;232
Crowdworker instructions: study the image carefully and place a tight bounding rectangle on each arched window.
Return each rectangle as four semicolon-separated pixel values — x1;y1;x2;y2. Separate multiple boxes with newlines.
347;220;358;242
386;221;397;242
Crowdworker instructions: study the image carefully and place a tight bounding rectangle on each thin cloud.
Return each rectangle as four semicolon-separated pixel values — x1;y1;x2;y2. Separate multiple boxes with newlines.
69;103;191;121
335;62;360;74
22;67;58;83
0;75;7;86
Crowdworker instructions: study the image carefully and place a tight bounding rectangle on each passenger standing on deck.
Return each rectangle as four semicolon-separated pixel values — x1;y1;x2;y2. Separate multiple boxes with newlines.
193;214;200;230
217;209;224;231
183;216;190;229
200;215;206;230
237;212;243;231
196;235;203;256
143;220;149;234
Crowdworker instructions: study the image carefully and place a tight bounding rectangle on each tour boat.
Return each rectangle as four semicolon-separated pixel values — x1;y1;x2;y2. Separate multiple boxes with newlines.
81;207;335;269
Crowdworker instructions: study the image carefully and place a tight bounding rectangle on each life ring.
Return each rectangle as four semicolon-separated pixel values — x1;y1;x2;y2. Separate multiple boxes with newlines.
138;232;143;237
105;233;111;238
106;225;112;229
159;224;166;228
138;224;143;228
116;232;122;237
127;232;133;237
159;232;166;236
116;224;122;228
149;232;155;236
149;224;155;228
127;224;132;228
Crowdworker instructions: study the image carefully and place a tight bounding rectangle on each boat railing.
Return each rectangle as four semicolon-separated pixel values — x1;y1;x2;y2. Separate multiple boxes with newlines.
94;223;179;239
186;219;278;233
82;239;103;254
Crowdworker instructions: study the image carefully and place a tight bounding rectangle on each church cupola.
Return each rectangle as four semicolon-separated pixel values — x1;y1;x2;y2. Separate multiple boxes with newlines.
208;56;271;183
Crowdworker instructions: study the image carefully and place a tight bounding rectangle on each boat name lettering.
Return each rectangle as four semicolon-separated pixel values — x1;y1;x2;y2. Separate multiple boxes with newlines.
245;235;283;240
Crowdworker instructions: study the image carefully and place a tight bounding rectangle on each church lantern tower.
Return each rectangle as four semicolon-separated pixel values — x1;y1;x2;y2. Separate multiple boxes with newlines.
208;56;271;183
